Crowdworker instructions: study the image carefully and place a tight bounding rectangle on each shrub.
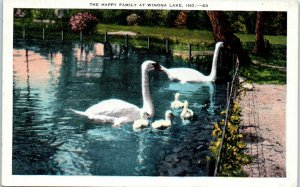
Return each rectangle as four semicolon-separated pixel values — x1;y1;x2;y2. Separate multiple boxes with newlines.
209;101;251;176
126;13;141;26
174;11;188;29
69;12;98;33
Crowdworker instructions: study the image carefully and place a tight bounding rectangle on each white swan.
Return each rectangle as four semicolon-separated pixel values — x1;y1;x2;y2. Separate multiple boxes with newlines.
180;101;194;120
132;112;149;130
160;42;224;83
170;92;184;109
151;110;174;130
70;60;161;127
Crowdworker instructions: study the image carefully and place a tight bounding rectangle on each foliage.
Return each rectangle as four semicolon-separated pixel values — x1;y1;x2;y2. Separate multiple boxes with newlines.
126;13;141;26
209;101;251;177
225;12;256;34
31;9;56;21
174;11;188;28
69;12;99;33
264;12;287;35
15;9;26;18
186;11;212;30
240;64;286;84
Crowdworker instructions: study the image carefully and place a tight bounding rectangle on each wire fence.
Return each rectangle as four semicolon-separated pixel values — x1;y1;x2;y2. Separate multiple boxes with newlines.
213;53;240;176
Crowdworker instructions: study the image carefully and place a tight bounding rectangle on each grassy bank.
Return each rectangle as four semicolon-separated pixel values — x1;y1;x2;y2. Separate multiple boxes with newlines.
96;24;215;45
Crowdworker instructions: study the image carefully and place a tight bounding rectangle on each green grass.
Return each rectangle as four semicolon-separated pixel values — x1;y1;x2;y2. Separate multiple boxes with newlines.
240;64;286;84
98;24;287;45
250;55;286;67
96;24;215;45
235;33;287;45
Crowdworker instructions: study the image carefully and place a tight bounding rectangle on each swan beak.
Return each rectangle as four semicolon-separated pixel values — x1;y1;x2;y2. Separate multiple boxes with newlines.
153;62;162;71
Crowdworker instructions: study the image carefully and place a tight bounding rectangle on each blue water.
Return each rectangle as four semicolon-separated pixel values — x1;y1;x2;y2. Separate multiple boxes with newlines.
12;41;227;176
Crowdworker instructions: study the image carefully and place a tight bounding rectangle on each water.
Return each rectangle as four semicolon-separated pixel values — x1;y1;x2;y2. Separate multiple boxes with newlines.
12;40;228;176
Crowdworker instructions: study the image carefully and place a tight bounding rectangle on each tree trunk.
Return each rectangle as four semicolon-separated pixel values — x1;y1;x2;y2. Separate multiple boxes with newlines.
207;11;251;65
252;12;267;56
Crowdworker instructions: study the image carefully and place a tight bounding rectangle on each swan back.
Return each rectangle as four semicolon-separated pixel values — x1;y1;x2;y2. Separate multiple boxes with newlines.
160;41;224;83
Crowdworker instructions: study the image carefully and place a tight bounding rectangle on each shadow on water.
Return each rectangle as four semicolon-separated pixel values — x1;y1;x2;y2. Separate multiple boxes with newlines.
12;40;228;176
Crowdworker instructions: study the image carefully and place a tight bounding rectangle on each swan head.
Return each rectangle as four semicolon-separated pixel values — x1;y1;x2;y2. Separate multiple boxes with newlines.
142;60;162;72
216;42;224;48
165;110;174;120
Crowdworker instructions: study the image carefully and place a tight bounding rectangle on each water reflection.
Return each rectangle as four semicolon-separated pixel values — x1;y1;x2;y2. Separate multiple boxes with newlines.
13;41;227;176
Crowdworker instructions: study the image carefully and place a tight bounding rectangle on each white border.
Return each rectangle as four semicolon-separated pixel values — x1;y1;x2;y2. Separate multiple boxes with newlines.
2;0;298;186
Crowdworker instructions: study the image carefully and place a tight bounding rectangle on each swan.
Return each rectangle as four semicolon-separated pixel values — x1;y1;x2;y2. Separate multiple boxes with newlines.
132;112;149;130
160;42;224;83
151;110;174;130
70;60;161;127
170;92;184;109
180;101;194;120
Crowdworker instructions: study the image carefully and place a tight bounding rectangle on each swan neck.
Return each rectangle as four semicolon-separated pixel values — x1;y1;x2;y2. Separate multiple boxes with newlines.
141;68;154;116
209;44;222;81
160;65;171;77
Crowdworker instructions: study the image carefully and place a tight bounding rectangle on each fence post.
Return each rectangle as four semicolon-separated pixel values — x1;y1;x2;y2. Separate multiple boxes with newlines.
104;32;108;43
80;31;83;42
147;37;150;50
165;39;169;54
61;30;64;41
23;27;25;39
189;43;192;61
43;28;45;40
125;34;129;48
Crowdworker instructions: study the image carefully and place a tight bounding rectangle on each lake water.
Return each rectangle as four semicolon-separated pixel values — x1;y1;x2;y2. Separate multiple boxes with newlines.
12;40;227;176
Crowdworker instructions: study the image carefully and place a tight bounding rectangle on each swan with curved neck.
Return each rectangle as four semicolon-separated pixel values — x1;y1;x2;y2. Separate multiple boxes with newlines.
160;42;224;83
70;60;161;127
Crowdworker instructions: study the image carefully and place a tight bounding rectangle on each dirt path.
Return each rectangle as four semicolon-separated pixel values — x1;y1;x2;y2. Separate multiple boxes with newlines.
239;84;286;177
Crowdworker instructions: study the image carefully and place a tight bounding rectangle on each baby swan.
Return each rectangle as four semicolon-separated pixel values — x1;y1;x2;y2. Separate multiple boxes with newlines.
170;93;184;109
132;112;150;130
180;101;194;120
152;110;174;130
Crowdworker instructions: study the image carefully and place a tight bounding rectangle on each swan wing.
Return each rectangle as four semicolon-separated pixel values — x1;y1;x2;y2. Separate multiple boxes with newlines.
167;68;208;82
85;99;140;119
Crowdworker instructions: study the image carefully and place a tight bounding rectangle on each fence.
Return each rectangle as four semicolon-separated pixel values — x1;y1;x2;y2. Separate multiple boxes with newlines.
213;53;240;176
14;24;217;56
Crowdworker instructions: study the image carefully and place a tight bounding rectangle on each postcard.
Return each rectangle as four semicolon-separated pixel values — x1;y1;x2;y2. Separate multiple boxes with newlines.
2;0;298;186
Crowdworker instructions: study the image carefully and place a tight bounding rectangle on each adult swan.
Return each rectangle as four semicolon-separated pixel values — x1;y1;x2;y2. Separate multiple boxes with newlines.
70;60;161;127
160;42;224;83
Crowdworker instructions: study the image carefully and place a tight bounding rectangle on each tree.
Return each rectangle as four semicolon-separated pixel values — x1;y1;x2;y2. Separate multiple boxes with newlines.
207;11;251;65
252;12;269;56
